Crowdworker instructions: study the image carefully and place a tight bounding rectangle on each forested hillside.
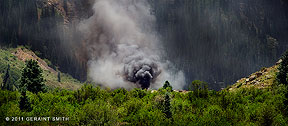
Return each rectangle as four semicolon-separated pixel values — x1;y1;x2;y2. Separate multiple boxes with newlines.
0;47;81;90
0;0;92;81
1;0;288;125
1;0;288;89
1;48;288;125
150;0;288;89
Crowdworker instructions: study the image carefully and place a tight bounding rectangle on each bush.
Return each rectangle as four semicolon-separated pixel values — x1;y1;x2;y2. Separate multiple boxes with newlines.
189;80;209;98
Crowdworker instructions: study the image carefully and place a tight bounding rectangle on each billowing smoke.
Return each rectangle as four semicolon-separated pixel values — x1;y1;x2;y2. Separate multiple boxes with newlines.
78;0;185;89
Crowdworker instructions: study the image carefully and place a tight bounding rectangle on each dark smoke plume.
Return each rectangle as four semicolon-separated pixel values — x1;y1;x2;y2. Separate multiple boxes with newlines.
78;0;185;89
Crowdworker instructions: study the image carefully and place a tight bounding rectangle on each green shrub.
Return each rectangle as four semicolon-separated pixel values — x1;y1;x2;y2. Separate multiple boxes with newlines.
189;80;209;98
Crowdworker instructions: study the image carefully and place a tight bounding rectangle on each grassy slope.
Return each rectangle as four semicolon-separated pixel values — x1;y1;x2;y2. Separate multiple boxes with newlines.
0;47;82;90
228;62;280;91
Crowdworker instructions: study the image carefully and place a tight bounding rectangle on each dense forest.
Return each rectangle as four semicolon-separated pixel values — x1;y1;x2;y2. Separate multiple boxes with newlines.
0;0;91;81
151;0;288;89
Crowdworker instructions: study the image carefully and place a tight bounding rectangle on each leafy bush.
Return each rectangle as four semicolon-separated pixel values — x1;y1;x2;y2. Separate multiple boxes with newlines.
189;80;209;98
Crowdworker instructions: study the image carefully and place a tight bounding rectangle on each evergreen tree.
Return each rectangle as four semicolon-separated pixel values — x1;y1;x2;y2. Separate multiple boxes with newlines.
163;81;172;91
19;90;31;111
277;50;288;114
277;50;288;85
163;94;172;119
20;59;45;93
57;72;61;82
2;64;12;91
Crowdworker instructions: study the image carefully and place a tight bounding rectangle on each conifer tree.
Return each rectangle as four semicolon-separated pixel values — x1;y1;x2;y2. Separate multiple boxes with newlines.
163;81;172;91
19;90;31;111
277;50;288;85
164;94;172;119
57;72;61;82
2;64;12;91
20;59;45;93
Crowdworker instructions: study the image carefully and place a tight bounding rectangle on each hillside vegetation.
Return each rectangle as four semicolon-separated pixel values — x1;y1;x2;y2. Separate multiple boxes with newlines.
0;47;81;90
1;82;287;125
1;51;288;125
228;62;280;91
1;0;288;89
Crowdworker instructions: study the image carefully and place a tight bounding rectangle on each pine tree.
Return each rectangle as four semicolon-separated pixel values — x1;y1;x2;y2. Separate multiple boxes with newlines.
57;72;61;82
163;81;172;91
19;90;31;111
163;94;172;119
277;50;288;85
277;51;288;114
20;59;45;93
2;64;12;91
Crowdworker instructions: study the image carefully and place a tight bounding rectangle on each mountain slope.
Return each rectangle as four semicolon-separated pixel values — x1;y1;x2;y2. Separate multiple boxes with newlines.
228;60;281;91
0;47;82;90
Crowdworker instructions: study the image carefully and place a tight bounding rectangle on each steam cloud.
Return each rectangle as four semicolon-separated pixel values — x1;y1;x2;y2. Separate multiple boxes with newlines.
78;0;185;89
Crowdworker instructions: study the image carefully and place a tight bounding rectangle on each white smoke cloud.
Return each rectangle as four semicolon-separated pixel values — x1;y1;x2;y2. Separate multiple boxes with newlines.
78;0;185;89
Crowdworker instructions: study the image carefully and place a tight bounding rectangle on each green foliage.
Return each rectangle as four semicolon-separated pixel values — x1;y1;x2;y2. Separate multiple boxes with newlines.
0;52;22;90
276;50;288;113
189;80;209;98
1;64;12;91
111;88;128;106
0;89;19;106
163;81;172;91
129;88;147;98
79;99;118;125
163;94;172;119
0;48;81;90
19;91;31;112
34;51;42;57
1;81;288;125
43;58;56;70
277;50;288;85
20;59;45;93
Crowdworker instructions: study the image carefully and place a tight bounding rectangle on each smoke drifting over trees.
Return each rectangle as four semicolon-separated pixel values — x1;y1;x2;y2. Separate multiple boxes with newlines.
79;0;185;89
1;0;288;90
